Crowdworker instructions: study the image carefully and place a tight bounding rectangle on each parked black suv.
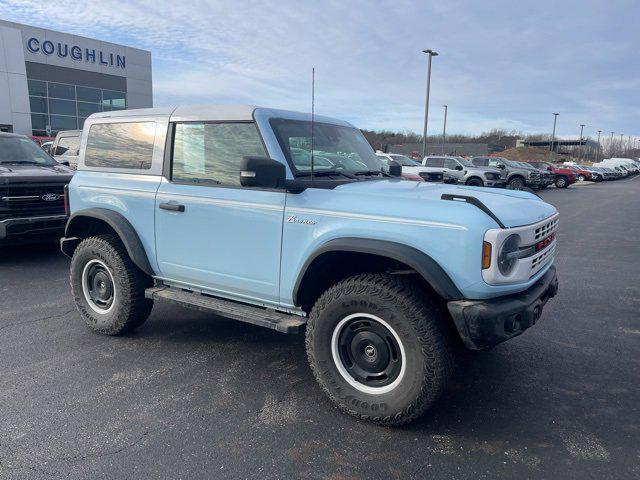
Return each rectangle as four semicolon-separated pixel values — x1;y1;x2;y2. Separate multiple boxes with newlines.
0;133;73;244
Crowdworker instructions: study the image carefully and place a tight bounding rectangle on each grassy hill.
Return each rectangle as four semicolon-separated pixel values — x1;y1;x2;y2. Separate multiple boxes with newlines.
498;146;565;162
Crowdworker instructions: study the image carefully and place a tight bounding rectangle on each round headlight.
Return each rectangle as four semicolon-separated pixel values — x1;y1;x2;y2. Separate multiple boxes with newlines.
498;234;521;275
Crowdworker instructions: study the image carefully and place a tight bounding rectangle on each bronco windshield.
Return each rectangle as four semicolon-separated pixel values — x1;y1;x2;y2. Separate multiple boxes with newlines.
270;119;384;176
0;136;56;166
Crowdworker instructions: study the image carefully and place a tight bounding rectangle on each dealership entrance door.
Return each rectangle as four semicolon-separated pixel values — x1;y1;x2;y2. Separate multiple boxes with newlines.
0;124;12;133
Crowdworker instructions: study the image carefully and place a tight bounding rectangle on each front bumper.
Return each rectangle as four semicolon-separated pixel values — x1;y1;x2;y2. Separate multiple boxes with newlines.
0;215;67;240
447;265;558;350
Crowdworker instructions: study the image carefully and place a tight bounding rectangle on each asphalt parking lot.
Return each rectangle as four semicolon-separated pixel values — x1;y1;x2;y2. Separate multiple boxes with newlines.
1;178;639;480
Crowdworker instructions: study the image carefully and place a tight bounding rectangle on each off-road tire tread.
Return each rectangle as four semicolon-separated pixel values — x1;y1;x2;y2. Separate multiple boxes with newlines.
306;273;453;426
70;234;153;335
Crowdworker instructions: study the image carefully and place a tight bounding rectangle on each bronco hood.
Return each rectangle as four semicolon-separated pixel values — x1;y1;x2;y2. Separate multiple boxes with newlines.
335;179;557;228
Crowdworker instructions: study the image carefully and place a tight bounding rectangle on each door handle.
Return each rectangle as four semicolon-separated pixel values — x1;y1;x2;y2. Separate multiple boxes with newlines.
159;203;185;212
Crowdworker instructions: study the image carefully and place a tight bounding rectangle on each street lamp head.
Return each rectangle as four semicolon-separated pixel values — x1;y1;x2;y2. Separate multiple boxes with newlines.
422;49;439;56
553;113;559;116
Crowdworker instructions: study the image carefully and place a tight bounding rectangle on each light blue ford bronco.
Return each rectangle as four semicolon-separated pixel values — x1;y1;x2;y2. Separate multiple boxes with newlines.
61;105;559;425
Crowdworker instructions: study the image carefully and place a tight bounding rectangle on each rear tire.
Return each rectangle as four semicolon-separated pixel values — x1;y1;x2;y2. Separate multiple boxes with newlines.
305;273;453;426
555;176;568;188
577;175;585;182
70;234;153;335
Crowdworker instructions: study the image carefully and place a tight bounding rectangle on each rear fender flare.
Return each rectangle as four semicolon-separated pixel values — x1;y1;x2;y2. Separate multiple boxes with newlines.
63;208;154;276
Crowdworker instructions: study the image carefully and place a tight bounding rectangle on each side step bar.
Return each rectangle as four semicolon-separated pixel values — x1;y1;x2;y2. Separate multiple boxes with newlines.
145;286;306;334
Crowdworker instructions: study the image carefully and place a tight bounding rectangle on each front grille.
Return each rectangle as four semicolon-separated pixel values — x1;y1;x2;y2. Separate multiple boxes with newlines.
419;171;443;182
526;216;559;277
534;216;559;240
530;243;556;278
0;183;66;219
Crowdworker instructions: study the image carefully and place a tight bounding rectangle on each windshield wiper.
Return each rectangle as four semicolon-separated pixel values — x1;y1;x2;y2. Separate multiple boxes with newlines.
353;170;387;177
296;170;357;179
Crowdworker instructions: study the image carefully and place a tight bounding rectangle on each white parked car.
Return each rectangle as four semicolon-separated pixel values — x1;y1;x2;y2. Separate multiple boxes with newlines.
376;152;449;182
597;158;638;175
51;130;82;169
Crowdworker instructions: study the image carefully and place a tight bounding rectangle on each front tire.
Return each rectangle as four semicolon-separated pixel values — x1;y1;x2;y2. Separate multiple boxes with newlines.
507;177;526;190
305;274;453;426
577;175;585;182
465;177;484;187
70;234;153;335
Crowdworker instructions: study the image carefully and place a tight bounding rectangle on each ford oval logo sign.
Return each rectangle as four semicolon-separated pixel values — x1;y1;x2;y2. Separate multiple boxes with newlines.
41;193;61;202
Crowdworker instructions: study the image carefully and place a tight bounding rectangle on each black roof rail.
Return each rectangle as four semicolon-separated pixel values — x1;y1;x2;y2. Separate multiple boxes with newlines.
441;193;505;228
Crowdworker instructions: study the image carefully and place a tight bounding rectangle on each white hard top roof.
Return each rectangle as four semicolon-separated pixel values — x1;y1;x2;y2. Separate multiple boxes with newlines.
89;104;353;127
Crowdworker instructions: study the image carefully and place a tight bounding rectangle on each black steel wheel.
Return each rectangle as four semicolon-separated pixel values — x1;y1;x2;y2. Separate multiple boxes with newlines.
82;259;116;313
332;313;404;393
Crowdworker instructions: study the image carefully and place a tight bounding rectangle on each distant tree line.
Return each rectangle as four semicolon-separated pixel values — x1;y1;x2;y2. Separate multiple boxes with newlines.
361;128;547;153
361;128;639;161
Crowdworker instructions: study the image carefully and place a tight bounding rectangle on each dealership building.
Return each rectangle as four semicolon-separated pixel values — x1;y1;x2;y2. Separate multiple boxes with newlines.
0;19;152;137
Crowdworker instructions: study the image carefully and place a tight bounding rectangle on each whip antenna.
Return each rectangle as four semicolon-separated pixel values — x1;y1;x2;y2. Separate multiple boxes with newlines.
311;67;315;181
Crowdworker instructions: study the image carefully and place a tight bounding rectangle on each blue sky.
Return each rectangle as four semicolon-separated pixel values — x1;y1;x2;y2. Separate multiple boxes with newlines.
1;0;638;139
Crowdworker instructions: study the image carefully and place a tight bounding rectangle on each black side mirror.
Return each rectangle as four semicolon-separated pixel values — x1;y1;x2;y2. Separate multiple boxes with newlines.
57;160;70;166
498;163;506;169
388;160;402;177
455;165;463;171
240;157;285;189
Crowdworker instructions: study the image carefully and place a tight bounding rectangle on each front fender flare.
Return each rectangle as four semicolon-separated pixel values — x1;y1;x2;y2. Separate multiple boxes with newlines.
292;238;463;305
62;208;154;276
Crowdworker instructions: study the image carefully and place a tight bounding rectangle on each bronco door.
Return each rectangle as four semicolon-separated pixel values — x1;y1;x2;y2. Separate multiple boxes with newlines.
155;121;285;306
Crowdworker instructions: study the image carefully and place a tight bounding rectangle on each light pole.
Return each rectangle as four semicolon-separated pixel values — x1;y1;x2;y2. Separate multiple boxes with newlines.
596;130;602;162
578;124;585;161
620;133;624;155
441;104;448;154
421;49;438;158
610;132;614;157
549;113;559;158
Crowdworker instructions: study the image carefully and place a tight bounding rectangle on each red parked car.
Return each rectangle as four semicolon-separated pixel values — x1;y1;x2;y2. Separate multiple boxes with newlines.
566;165;599;182
526;161;576;188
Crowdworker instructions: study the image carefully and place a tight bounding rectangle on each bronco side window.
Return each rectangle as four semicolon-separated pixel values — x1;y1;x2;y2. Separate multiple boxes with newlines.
171;122;266;186
85;122;155;169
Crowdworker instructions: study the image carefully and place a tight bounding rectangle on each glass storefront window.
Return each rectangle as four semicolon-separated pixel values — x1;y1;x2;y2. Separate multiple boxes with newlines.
50;115;77;131
77;86;102;103
31;113;48;130
48;82;76;100
28;79;47;97
49;99;77;116
103;90;127;108
29;96;48;114
77;102;101;117
28;79;127;136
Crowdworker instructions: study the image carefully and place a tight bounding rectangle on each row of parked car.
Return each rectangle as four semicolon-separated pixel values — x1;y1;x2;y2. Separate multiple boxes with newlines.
375;152;640;190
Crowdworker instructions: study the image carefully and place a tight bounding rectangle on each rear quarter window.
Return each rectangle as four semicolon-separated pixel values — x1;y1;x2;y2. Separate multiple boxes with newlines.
85;122;156;169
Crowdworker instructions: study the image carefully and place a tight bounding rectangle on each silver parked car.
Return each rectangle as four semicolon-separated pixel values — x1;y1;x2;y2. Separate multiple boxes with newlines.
423;156;505;187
